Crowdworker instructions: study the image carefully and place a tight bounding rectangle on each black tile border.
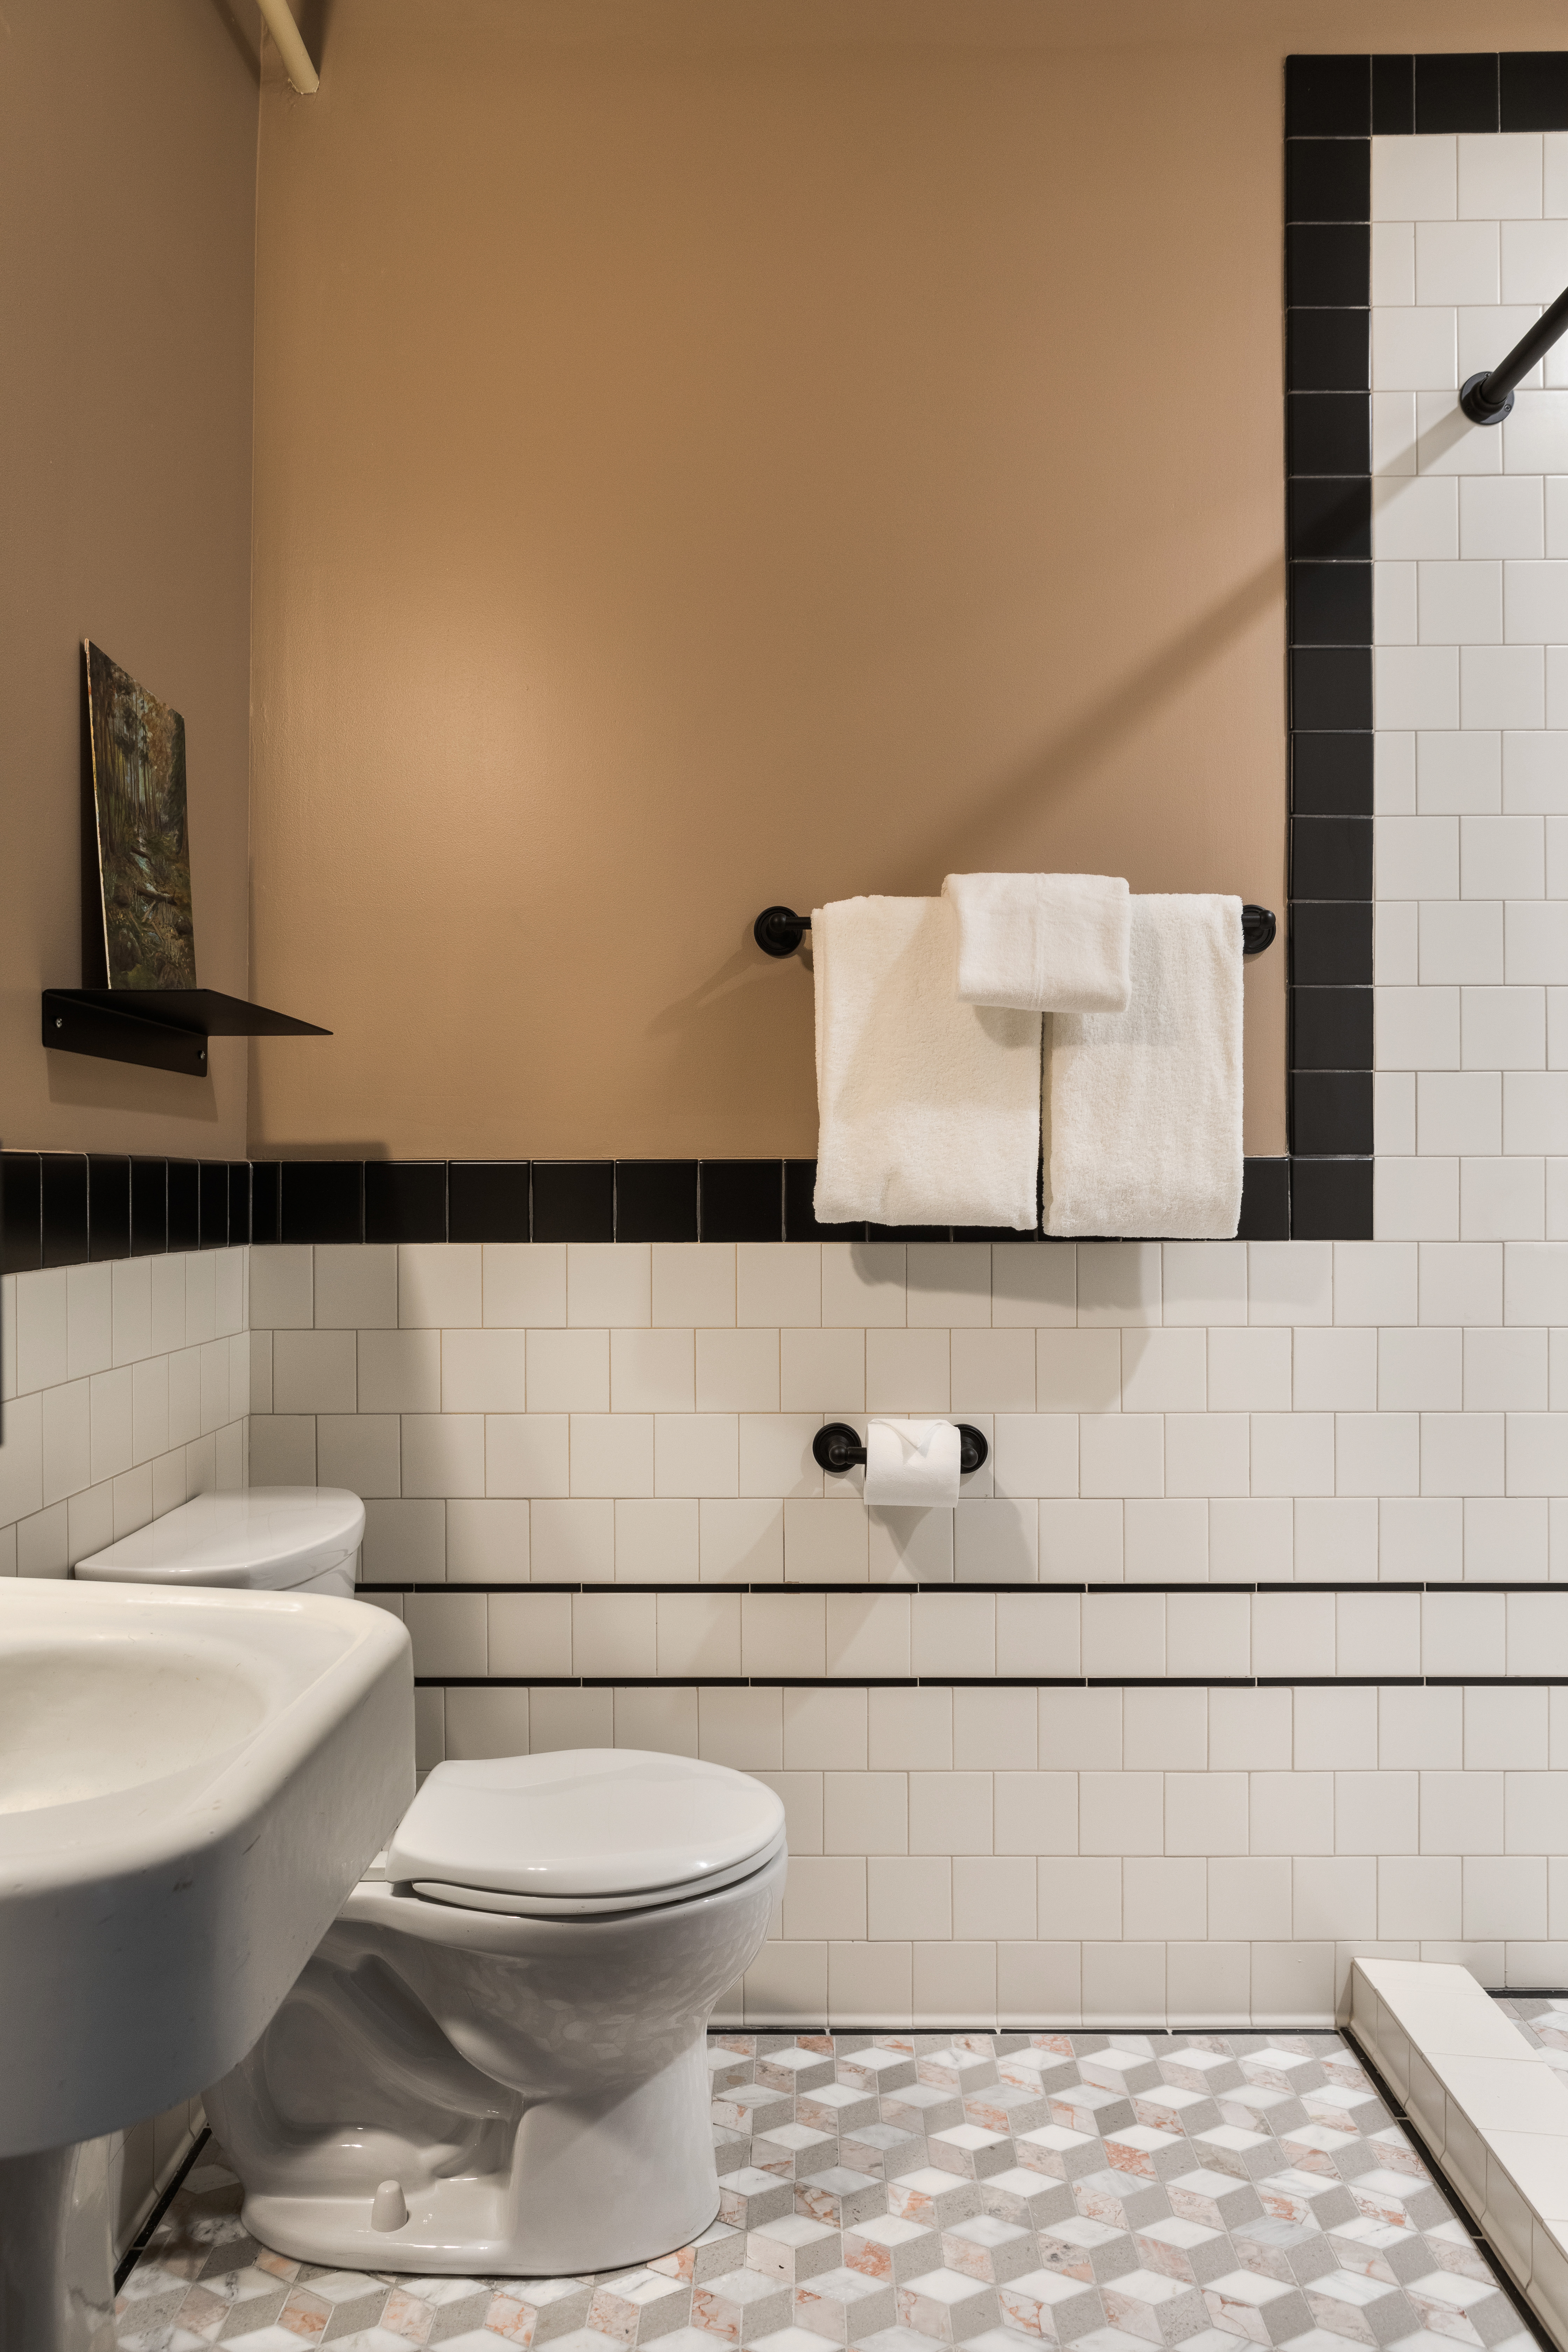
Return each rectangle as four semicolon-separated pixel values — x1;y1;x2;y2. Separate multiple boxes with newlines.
0;1153;1296;1268
14;67;1563;1276
1282;50;1568;1236
1286;54;1374;1238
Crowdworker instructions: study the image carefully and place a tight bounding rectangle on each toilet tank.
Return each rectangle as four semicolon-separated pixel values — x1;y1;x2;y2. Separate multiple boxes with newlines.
74;1488;366;1597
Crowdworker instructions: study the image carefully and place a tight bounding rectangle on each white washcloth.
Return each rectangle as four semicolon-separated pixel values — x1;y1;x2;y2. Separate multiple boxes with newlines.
942;871;1132;1014
1042;893;1243;1239
863;1418;962;1507
813;895;1041;1230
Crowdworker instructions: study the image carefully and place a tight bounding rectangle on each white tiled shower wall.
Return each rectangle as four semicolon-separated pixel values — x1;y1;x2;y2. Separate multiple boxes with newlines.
0;1247;249;2249
1371;130;1568;1224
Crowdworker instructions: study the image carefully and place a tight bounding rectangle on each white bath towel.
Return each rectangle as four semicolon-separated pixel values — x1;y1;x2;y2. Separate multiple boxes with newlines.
942;871;1132;1014
863;1419;962;1507
813;895;1041;1230
1042;894;1243;1239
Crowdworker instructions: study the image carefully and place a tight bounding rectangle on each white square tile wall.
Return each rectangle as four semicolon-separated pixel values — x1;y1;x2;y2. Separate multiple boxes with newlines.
0;1250;251;1576
1373;132;1568;1246
240;1240;1568;1591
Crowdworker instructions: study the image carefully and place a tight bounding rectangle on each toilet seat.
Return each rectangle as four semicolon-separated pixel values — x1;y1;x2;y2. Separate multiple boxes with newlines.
386;1746;785;1916
409;1819;787;1917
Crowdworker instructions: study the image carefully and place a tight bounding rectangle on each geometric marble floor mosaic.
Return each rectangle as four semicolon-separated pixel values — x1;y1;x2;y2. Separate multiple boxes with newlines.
115;2022;1553;2352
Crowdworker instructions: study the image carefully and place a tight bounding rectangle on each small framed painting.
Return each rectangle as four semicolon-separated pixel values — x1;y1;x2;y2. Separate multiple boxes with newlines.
83;640;197;989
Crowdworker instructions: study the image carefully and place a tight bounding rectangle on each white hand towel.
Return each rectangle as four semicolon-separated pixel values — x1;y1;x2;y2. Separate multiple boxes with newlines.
1043;894;1243;1239
863;1418;962;1507
813;895;1041;1230
942;872;1132;1014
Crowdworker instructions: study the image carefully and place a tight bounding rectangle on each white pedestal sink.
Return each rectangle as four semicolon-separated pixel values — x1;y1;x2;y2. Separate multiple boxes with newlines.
0;1576;413;2351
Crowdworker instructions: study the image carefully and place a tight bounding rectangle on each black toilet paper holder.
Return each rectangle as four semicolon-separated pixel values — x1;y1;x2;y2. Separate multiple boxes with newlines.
813;1420;989;1476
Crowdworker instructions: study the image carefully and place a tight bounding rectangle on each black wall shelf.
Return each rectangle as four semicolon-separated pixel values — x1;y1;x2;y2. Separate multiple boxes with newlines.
41;988;329;1078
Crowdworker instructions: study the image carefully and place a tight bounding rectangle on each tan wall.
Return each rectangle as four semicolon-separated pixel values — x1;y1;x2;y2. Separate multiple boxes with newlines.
245;1;1555;1162
0;0;259;1156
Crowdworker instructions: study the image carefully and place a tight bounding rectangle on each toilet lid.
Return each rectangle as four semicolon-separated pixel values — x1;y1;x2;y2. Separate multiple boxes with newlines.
73;1488;366;1589
386;1748;786;1906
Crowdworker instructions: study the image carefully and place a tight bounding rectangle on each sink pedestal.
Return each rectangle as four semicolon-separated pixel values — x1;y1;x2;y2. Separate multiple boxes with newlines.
0;2138;115;2352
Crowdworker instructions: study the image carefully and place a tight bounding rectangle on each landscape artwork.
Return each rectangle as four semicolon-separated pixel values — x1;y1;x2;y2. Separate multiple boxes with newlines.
85;639;197;987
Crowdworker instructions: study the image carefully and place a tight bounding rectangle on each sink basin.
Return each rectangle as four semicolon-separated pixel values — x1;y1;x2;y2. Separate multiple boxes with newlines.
0;1576;413;2158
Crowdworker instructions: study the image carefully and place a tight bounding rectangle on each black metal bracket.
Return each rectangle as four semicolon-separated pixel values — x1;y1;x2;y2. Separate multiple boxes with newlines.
758;904;1277;959
42;988;330;1078
1460;279;1568;425
813;1419;989;1476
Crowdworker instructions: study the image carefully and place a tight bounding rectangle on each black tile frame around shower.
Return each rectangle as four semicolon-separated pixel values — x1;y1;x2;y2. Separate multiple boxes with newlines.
1283;50;1568;1238
15;62;1560;1271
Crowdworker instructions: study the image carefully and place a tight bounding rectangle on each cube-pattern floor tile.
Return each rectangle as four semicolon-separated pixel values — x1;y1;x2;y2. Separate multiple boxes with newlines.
116;2025;1542;2352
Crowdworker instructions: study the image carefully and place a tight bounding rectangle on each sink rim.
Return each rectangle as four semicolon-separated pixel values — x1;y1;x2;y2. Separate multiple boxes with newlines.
0;1574;413;2157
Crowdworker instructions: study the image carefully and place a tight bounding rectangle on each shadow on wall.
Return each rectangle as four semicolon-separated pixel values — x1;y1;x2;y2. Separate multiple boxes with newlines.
940;550;1286;877
647;551;1284;1075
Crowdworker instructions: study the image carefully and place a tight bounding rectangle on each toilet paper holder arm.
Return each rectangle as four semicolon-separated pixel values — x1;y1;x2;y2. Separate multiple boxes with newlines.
813;1421;989;1476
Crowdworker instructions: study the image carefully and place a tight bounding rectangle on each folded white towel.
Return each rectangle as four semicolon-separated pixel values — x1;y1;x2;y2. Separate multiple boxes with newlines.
813;895;1041;1230
863;1418;962;1507
942;871;1132;1014
1042;894;1243;1239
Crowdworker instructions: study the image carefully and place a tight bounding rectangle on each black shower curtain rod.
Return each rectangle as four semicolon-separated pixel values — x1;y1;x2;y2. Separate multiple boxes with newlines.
1460;278;1568;424
754;903;1279;959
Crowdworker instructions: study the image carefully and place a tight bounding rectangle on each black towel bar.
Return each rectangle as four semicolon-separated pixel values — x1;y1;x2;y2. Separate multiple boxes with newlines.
755;903;1278;959
813;1421;989;1476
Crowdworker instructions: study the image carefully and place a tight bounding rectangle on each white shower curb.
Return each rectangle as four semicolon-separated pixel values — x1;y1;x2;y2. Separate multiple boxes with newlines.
1350;1957;1568;2348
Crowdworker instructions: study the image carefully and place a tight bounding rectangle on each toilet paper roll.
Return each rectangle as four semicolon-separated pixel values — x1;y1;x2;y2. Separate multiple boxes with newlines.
862;1418;962;1508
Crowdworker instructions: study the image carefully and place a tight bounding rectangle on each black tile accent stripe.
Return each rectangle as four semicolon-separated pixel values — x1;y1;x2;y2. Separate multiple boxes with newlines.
0;1154;1295;1266
1283;50;1568;1238
1286;54;1372;1239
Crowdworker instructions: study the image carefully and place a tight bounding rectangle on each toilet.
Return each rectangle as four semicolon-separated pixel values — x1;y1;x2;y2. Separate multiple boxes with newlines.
74;1491;786;2277
74;1485;367;1598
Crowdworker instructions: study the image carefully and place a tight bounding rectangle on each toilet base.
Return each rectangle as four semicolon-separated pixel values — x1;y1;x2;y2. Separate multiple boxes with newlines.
241;2183;721;2277
218;2016;730;2275
205;1842;785;2276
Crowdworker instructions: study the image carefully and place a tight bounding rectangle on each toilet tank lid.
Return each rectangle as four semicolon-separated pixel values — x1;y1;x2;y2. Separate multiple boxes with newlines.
73;1488;366;1589
387;1748;786;1900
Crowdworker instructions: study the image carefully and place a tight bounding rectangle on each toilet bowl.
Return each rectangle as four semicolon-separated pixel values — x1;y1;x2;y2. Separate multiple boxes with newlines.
74;1486;366;1600
74;1489;785;2273
204;1748;786;2273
